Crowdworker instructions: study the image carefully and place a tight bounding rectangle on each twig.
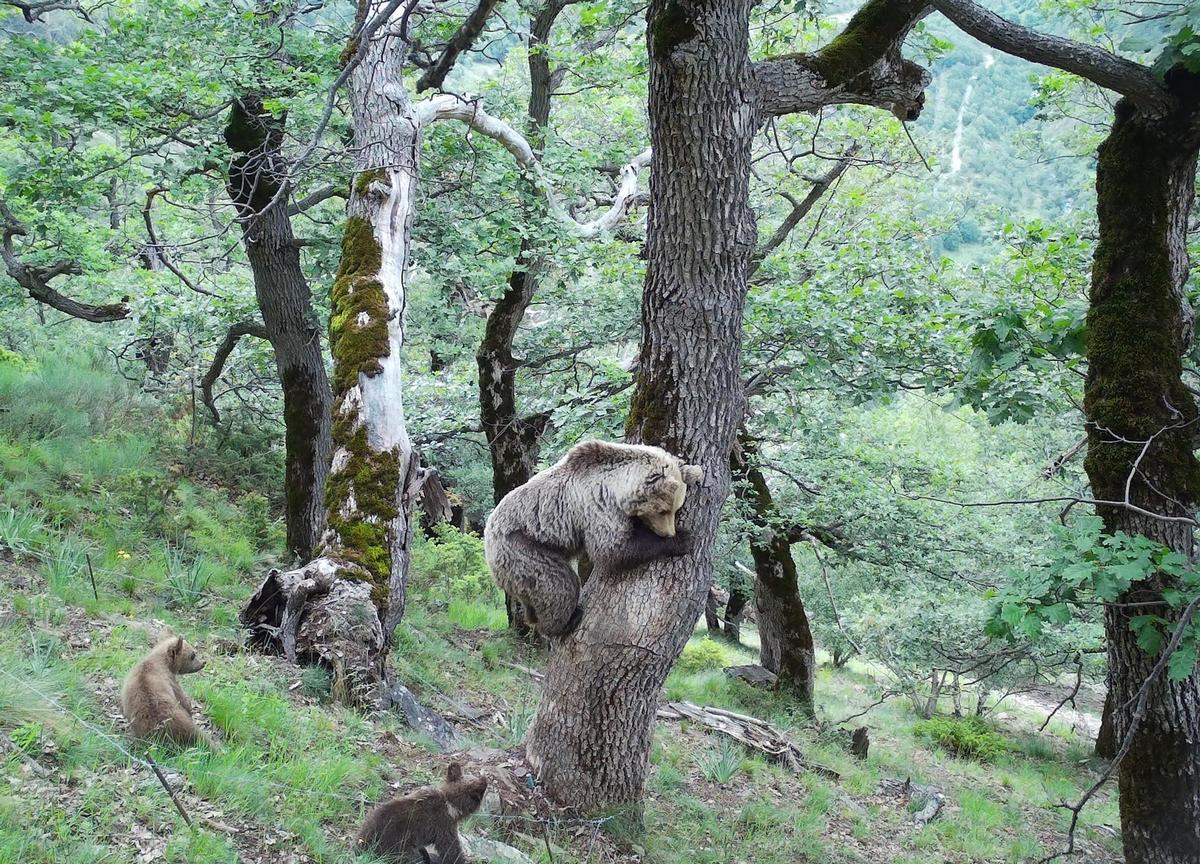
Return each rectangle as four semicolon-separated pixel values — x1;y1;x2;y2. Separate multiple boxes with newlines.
901;121;931;171
85;554;99;601
833;690;898;726
1039;654;1082;733
145;752;193;827
1039;593;1200;863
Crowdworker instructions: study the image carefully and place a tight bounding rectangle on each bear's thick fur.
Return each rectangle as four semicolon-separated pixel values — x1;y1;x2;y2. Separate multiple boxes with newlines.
484;440;704;637
356;761;488;864
119;631;214;748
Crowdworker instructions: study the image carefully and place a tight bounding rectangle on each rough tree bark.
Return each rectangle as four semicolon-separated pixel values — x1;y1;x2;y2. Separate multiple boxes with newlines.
224;95;334;562
1081;76;1200;864
731;430;815;708
522;0;929;812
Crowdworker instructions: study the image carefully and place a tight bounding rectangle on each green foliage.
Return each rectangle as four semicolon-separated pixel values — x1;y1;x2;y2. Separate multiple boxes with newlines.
990;515;1200;681
914;716;1009;762
676;638;731;674
162;546;218;609
695;738;744;785
299;664;332;701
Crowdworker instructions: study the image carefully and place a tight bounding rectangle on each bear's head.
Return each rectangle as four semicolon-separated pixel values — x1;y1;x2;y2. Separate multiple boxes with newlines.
159;635;205;674
623;459;704;538
442;761;488;819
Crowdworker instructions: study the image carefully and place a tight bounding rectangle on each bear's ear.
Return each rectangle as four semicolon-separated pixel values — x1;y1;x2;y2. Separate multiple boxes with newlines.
681;464;704;486
168;636;184;661
446;762;463;783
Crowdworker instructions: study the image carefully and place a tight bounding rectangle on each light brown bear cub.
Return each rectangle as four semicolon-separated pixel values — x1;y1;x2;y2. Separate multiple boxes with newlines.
356;761;488;864
484;439;705;637
119;630;214;748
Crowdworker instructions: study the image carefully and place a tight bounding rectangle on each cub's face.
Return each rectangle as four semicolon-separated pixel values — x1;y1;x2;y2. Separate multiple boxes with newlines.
446;776;489;820
626;461;705;538
164;636;206;674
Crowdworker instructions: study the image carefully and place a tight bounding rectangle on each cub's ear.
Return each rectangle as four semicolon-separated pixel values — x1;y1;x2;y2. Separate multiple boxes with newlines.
445;762;463;783
681;464;704;486
168;636;184;659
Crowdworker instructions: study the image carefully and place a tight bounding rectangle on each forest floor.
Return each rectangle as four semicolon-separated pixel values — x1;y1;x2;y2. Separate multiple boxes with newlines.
0;355;1123;864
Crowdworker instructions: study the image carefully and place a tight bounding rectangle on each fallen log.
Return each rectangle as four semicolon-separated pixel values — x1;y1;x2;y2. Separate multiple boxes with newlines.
657;700;839;779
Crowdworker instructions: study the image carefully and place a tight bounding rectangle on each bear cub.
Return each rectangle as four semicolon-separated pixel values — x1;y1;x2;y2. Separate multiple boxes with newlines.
119;630;215;748
356;761;488;864
484;439;705;637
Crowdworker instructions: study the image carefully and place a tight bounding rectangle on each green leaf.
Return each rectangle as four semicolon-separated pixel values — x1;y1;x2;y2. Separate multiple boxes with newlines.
1167;643;1198;682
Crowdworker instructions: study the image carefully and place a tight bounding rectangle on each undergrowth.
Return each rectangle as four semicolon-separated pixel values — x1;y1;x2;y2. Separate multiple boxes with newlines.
0;352;1123;864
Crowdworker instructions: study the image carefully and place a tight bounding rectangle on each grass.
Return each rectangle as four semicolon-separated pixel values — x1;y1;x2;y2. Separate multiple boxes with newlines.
0;353;1125;864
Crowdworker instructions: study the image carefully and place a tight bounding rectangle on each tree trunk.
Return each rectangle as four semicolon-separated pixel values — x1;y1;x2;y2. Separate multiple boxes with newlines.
1095;689;1117;760
523;0;758;812
225;96;333;562
723;581;748;643
1081;76;1200;864
241;1;427;700
731;430;815;709
477;0;565;631
518;0;930;813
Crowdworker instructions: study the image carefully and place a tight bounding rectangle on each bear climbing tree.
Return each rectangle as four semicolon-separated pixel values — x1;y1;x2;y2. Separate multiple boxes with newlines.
520;0;931;811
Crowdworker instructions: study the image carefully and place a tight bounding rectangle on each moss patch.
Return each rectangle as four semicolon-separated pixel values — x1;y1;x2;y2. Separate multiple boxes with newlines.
329;216;389;394
1082;93;1200;517
808;0;925;86
625;359;679;450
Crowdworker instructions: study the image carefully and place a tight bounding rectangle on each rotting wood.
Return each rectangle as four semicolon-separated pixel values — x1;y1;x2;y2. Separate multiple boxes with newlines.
657;701;839;779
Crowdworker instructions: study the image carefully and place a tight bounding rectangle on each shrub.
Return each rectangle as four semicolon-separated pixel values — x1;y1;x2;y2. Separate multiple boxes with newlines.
677;638;730;674
914;715;1008;762
695;738;744;785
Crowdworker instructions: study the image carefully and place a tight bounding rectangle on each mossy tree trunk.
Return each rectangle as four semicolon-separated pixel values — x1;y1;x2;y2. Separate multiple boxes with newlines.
224;95;333;563
1081;74;1200;864
522;0;928;812
241;0;428;701
731;430;815;709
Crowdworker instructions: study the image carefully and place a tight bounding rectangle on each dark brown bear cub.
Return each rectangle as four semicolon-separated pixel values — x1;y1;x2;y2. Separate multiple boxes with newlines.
356;762;487;864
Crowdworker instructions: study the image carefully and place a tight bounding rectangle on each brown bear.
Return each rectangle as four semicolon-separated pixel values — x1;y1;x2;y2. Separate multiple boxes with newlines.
484;439;704;637
356;761;488;864
119;630;215;748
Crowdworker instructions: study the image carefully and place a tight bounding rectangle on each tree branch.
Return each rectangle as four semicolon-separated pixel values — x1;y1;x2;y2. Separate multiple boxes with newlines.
287;184;348;216
413;94;650;237
932;0;1171;115
0;200;129;323
751;145;858;274
1;0;92;22
142;187;219;298
200;320;270;425
415;0;503;92
753;0;931;120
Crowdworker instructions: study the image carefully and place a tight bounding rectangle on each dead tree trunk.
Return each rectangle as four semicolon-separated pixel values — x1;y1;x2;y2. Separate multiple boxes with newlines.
521;0;928;811
241;0;429;701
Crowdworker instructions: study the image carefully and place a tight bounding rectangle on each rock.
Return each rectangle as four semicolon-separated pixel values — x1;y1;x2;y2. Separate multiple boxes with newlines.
725;665;777;688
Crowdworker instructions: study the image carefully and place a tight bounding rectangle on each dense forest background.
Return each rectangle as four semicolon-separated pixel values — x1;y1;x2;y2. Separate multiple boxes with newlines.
1;0;1198;861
